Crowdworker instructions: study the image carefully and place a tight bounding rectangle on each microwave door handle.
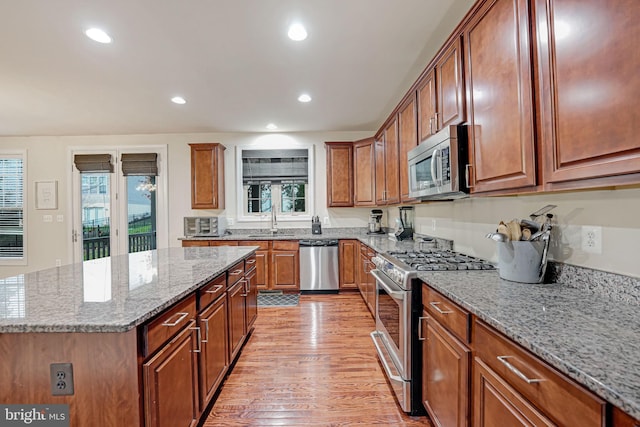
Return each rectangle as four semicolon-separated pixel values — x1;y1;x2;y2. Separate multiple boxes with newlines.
431;148;441;187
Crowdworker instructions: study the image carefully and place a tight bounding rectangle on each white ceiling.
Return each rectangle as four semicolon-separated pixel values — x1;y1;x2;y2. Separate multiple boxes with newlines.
0;0;466;136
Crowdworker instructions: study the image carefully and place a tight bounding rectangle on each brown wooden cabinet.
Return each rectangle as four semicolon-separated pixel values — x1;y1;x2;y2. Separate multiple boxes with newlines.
464;0;537;193
398;94;418;203
227;280;246;362
357;242;376;317
375;118;400;205
143;319;200;427
197;293;228;407
271;240;300;291
245;265;258;331
418;69;437;141
354;137;376;206
534;0;640;190
612;406;640;427
325;142;354;207
238;240;269;291
338;239;359;290
190;143;225;209
422;316;470;427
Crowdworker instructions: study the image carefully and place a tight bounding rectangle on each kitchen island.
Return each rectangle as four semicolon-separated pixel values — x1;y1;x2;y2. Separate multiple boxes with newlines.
0;246;257;427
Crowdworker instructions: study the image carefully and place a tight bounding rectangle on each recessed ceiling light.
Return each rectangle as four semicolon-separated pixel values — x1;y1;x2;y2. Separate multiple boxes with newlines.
266;123;278;130
171;96;186;105
85;28;112;44
298;93;312;103
288;23;307;41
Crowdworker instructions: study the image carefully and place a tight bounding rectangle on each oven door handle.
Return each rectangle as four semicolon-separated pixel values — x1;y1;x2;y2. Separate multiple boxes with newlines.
370;331;404;383
371;269;405;301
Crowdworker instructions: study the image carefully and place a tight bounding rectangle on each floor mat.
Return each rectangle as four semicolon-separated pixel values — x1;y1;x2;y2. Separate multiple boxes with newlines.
257;293;300;307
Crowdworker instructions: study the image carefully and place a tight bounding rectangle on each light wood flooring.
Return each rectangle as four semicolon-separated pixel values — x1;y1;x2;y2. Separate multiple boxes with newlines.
203;293;432;426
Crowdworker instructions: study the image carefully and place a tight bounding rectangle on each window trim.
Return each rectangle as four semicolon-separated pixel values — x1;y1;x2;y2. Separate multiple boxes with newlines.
235;143;315;223
0;150;27;266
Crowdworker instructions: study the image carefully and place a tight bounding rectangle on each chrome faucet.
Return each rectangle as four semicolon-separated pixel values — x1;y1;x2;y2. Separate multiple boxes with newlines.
270;202;278;233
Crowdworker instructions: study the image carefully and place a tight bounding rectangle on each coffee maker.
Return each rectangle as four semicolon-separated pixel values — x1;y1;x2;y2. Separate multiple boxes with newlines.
394;206;414;241
368;209;384;234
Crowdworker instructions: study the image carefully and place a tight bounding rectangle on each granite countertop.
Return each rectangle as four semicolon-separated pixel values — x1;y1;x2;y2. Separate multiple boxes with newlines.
417;269;640;420
0;246;256;334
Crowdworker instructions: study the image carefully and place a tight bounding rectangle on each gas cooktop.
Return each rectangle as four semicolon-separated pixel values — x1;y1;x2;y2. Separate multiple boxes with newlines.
386;249;495;271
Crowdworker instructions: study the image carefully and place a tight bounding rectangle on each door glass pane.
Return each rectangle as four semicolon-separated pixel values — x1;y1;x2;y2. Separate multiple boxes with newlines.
81;173;111;260
127;176;156;253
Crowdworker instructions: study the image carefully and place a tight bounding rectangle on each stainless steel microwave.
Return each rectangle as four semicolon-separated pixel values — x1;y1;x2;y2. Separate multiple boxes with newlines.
407;125;469;200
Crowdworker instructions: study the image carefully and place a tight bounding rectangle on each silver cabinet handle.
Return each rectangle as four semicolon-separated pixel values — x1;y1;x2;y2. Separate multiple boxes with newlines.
434;112;439;130
230;269;243;275
162;312;189;327
465;164;473;188
205;285;224;294
429;301;452;315
418;316;428;341
429;117;434;134
201;318;209;343
497;356;544;384
246;259;256;264
190;326;202;353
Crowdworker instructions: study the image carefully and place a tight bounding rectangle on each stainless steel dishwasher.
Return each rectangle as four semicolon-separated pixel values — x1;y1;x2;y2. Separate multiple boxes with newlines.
299;239;339;293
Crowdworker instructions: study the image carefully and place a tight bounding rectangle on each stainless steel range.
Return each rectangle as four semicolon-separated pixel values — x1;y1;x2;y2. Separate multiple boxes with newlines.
370;249;494;415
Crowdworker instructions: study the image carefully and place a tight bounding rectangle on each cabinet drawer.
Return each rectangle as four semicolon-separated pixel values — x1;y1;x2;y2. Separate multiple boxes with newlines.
198;273;226;310
473;320;605;427
227;260;245;286
244;253;257;272
209;240;238;246
238;240;269;250
144;294;196;357
182;240;210;247
422;284;469;343
272;240;299;251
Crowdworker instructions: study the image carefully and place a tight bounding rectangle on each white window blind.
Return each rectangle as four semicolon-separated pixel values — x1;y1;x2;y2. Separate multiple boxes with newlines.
0;156;24;259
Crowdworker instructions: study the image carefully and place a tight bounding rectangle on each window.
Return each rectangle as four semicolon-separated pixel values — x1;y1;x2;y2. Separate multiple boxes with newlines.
0;153;25;263
239;148;313;220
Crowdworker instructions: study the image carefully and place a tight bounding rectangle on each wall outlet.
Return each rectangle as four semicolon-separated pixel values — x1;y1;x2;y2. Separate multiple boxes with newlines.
227;218;234;226
50;363;74;396
43;215;53;223
323;216;329;225
581;226;602;254
55;259;62;267
56;214;64;222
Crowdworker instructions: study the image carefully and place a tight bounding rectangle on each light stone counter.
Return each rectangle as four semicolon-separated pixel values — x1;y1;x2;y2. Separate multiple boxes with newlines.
0;246;256;333
417;269;640;420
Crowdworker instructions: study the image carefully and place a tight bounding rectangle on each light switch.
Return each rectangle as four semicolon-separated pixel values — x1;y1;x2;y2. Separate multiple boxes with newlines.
43;215;53;223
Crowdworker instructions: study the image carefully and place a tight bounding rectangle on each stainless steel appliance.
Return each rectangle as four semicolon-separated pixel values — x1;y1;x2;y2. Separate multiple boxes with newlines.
370;248;494;414
368;209;384;234
407;125;469;200
299;239;339;293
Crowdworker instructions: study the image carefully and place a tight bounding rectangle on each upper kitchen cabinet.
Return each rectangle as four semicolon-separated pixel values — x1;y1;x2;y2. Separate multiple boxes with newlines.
398;94;418;203
417;37;465;141
534;0;640;190
190;143;226;209
375;118;400;205
353;137;376;206
325;142;354;207
464;0;537;193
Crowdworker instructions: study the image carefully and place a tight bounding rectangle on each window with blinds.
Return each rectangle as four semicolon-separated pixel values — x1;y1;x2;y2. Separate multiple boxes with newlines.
0;155;24;260
0;275;25;319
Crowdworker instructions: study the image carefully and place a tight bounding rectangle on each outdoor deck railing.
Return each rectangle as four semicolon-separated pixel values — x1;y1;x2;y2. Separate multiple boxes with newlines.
83;232;156;260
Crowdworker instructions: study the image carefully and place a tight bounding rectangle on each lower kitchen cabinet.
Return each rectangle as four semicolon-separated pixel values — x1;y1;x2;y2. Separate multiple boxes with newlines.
612;407;640;427
358;242;376;317
421;315;470;427
339;239;359;290
245;266;258;331
198;295;228;407
238;240;268;290
227;280;247;362
473;356;553;427
143;319;200;427
271;241;300;291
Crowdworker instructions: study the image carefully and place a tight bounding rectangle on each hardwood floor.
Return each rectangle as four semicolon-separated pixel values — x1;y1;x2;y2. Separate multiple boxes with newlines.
203;293;431;426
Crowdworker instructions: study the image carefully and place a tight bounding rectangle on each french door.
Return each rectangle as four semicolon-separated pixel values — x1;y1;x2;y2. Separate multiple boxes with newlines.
71;146;167;263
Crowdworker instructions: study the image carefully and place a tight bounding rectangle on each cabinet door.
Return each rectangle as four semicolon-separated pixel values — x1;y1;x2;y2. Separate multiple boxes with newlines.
535;0;640;188
353;137;376;206
190;143;225;209
143;320;199;427
464;0;536;193
245;267;258;331
612;406;640;427
374;135;387;205
254;250;269;291
227;281;246;362
182;240;210;247
357;253;367;301
384;118;400;205
198;296;228;407
325;142;354;207
418;69;437;140
473;357;554;427
272;251;299;291
398;95;418;203
436;36;465;129
338;240;359;290
364;257;376;316
423;317;470;427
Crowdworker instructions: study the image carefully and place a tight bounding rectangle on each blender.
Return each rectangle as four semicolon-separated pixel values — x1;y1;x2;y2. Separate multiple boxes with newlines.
394;206;414;241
